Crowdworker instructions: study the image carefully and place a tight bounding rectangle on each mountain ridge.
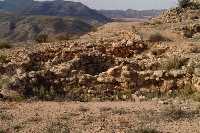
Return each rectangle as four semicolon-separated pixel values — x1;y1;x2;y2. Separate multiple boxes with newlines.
99;9;165;19
0;0;110;24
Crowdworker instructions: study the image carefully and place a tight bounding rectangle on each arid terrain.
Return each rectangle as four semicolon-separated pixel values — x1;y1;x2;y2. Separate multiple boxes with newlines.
1;99;200;133
1;0;200;133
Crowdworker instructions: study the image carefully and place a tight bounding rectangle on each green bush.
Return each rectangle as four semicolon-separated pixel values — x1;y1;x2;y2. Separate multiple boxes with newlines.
35;34;49;43
0;41;12;49
0;55;9;63
0;77;10;90
0;128;6;133
178;0;191;8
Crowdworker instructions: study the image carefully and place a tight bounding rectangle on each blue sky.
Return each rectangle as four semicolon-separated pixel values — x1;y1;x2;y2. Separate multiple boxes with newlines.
35;0;178;10
68;0;178;10
1;0;178;10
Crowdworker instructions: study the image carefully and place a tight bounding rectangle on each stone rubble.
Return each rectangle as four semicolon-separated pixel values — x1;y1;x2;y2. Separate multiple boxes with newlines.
0;13;200;101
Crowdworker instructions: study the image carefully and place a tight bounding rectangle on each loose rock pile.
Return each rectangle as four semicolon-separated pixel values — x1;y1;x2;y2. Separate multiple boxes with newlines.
0;21;200;101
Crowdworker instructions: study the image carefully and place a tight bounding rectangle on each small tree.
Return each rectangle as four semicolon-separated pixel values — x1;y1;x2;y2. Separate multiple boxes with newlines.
178;0;191;8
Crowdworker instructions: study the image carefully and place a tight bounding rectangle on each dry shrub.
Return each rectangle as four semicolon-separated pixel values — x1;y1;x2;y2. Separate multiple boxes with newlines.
161;104;199;121
178;0;191;8
0;55;9;64
160;55;187;70
35;34;49;43
133;127;161;133
148;32;170;42
0;41;12;49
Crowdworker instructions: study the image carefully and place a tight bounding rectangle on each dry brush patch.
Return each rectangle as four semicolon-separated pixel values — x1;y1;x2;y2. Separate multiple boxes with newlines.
46;120;70;133
148;32;171;42
0;41;12;49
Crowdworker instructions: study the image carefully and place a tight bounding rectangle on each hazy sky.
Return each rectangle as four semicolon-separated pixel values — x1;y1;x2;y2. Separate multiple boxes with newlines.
37;0;178;10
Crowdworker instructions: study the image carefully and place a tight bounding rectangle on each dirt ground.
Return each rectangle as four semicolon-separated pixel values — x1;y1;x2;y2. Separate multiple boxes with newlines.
1;99;200;133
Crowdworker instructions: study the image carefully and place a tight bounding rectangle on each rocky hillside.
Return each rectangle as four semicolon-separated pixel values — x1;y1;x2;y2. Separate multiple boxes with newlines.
99;9;164;19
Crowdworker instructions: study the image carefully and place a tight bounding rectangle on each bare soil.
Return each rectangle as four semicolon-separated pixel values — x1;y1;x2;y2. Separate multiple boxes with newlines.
1;99;200;133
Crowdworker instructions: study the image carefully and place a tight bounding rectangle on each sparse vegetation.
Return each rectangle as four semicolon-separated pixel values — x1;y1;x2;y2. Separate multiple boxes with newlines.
56;34;72;41
35;34;49;43
190;92;200;102
0;41;12;49
135;109;158;123
79;106;90;113
0;110;12;120
112;108;129;115
178;0;191;8
0;76;10;90
148;32;170;42
12;123;23;132
99;107;112;112
192;34;200;41
161;104;199;121
183;28;193;38
0;128;6;133
133;127;161;133
0;55;9;64
46;121;70;133
178;0;200;9
160;55;187;70
182;24;200;38
151;20;162;25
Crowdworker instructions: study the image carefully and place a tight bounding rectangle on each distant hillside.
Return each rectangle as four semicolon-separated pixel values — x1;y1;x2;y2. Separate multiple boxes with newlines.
0;0;110;42
99;9;164;19
0;12;93;42
0;0;110;24
0;0;33;13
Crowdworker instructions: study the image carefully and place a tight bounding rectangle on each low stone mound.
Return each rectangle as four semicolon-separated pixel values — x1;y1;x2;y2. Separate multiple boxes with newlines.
152;5;200;24
0;25;200;101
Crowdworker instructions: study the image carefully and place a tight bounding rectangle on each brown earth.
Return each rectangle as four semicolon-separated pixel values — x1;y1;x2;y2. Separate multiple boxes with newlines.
1;99;200;133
